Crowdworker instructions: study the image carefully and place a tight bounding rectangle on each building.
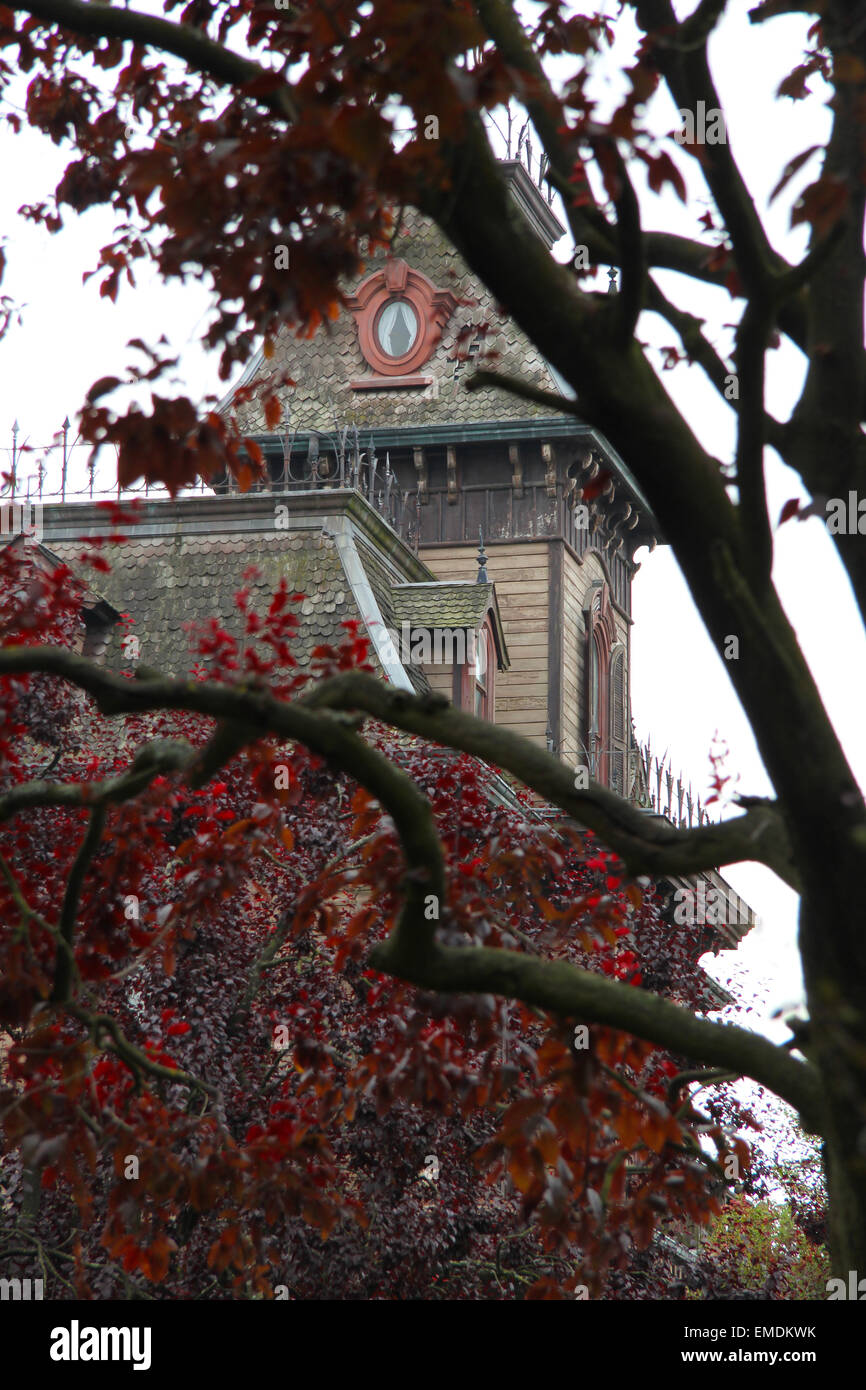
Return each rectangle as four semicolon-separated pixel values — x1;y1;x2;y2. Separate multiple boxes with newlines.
5;154;755;983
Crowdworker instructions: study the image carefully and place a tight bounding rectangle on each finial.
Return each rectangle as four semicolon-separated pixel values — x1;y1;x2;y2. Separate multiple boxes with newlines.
476;525;488;583
607;267;619;294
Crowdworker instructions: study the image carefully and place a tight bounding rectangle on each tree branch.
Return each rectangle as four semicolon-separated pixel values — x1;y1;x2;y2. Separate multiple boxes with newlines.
0;646;802;889
0;739;194;823
301;671;802;890
7;0;299;121
465;367;583;414
366;937;823;1132
632;0;778;300
0;649;826;1132
733;297;773;588
605;137;645;347
66;1004;213;1095
52;804;106;1004
472;0;616;260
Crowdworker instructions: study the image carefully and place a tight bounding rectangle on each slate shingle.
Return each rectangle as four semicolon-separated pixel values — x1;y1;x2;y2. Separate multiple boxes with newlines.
222;207;570;438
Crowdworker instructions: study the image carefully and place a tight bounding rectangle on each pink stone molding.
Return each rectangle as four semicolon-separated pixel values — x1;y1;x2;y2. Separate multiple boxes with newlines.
346;257;458;378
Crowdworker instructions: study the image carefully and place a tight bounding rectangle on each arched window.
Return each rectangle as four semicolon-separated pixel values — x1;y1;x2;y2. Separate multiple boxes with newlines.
610;648;625;742
474;625;489;718
455;617;496;721
583;583;617;786
609;647;626;794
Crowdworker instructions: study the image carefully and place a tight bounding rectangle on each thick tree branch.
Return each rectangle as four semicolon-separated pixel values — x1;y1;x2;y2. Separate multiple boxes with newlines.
52;804;105;1004
300;672;801;888
367;937;824;1132
733;298;773;588
0;646;801;890
780;9;866;630
413;109;866;953
0;648;826;1132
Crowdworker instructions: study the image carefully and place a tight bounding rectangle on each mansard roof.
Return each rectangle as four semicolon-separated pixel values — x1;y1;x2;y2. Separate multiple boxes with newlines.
34;491;508;695
214;188;661;545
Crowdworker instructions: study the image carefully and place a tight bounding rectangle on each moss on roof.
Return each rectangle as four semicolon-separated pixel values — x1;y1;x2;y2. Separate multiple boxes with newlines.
391;581;495;631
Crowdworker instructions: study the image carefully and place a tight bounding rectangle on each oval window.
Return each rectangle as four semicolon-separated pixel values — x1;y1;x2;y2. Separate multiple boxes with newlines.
375;299;418;358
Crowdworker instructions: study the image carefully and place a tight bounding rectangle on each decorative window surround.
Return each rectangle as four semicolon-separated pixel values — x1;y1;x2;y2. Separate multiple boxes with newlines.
346;256;458;383
349;375;433;390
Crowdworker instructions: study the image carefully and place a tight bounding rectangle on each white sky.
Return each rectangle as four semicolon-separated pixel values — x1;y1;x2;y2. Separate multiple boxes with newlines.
0;0;863;1038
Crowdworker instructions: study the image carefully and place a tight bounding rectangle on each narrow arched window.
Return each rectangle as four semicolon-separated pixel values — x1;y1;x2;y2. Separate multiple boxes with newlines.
455;617;496;721
474;625;489;718
584;583;616;786
610;648;626;794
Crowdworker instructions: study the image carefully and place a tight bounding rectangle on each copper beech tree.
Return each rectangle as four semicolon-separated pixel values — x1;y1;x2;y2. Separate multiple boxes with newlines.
0;539;755;1298
0;0;861;1282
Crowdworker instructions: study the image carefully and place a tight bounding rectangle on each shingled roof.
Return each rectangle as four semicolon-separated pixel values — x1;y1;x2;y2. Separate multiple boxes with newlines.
34;492;435;693
392;581;494;630
390;581;509;671
219;199;569;438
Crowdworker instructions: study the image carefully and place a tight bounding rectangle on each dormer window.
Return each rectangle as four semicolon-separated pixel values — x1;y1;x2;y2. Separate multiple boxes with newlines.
346;257;457;386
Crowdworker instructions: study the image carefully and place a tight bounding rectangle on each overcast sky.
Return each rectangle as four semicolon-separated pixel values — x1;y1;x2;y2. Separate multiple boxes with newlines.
0;0;863;1038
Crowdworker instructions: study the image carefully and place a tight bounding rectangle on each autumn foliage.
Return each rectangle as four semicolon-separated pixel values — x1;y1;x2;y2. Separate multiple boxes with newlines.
0;539;750;1298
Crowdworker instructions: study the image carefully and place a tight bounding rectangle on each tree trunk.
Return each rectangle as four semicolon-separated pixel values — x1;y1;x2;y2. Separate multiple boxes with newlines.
801;893;866;1277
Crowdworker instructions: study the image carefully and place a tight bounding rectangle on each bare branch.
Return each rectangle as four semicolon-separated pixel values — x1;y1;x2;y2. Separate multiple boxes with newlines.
473;0;617;259
52;805;106;1004
465;367;582;414
632;0;779;300
733;298;773;588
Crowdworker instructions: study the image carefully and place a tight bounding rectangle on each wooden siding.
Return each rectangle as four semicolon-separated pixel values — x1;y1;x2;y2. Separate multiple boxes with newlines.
418;541;550;745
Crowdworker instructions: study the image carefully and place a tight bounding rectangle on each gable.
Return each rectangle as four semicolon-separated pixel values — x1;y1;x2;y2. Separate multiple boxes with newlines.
219;203;570;438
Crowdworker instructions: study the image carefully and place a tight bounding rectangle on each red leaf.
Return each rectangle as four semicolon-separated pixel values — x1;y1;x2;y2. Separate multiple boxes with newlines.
791;176;849;238
86;375;122;403
636;148;686;203
769;145;820;204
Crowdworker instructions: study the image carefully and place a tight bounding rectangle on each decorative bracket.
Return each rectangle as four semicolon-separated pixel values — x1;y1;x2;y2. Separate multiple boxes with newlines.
446;445;458;504
509;443;523;498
